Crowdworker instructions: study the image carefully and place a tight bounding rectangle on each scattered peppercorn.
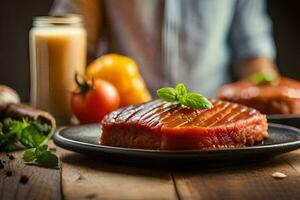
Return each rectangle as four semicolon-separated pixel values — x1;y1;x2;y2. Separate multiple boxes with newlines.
20;175;29;184
2;161;5;163
8;155;14;160
5;171;12;176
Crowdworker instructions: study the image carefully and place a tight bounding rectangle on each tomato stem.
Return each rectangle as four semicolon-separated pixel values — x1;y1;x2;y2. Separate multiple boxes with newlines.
75;72;90;94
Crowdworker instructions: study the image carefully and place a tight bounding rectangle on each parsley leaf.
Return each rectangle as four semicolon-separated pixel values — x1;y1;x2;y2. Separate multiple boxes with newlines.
157;83;213;109
22;145;58;168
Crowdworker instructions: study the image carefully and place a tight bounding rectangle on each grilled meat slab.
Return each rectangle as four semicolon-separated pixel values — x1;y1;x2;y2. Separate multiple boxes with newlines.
219;77;300;114
100;99;268;150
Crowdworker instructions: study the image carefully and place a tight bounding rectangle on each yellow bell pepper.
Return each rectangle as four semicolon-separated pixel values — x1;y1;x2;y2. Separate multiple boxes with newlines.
86;54;152;106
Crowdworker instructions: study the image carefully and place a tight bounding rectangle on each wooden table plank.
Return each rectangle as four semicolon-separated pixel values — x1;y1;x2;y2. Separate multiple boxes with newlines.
282;149;300;174
173;153;300;200
57;147;177;200
0;148;61;200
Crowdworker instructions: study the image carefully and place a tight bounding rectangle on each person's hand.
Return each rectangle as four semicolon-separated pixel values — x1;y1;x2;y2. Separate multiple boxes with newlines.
234;56;278;79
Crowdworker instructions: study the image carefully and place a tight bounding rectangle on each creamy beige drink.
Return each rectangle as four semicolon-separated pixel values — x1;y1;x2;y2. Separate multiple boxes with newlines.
30;16;86;122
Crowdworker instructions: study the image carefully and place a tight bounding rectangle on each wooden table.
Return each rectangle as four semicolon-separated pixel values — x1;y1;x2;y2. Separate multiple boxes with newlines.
1;141;300;200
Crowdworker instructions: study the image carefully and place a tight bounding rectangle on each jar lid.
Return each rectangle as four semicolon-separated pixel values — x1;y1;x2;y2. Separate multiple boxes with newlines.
33;15;83;26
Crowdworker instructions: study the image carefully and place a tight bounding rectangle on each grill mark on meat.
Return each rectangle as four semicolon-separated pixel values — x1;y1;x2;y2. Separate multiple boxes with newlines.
160;109;191;127
138;101;166;119
192;102;231;126
183;101;224;126
115;105;135;122
199;104;234;127
209;104;242;126
139;105;175;127
137;101;170;122
229;107;254;123
146;118;161;127
126;100;165;123
103;109;122;123
218;106;249;125
145;107;180;127
174;109;200;127
249;109;258;115
207;104;239;127
162;108;191;125
144;105;184;126
163;101;226;127
151;109;175;128
116;101;162;122
112;99;259;127
124;107;145;122
118;105;144;122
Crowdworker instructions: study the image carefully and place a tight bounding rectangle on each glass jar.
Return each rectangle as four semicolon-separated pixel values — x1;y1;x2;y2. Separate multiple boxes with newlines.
29;15;87;123
29;15;86;123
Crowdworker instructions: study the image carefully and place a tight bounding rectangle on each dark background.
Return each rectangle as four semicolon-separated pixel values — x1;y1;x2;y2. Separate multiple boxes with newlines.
0;0;300;102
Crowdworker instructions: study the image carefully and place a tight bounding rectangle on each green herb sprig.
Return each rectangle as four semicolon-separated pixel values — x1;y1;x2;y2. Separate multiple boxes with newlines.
0;123;18;150
23;145;58;168
250;71;278;85
0;118;58;168
156;83;213;109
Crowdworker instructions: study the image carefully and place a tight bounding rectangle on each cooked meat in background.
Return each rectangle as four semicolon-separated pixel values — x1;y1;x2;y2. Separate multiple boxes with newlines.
218;77;300;114
100;99;268;150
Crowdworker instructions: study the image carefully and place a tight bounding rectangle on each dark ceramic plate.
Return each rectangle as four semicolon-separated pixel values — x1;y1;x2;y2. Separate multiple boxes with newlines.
268;115;300;128
53;123;300;167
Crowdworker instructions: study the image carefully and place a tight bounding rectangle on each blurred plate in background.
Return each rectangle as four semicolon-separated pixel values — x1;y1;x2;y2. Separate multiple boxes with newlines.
268;115;300;128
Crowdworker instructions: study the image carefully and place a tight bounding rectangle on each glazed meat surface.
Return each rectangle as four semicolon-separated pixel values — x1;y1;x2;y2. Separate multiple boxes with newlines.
100;99;268;150
219;77;300;114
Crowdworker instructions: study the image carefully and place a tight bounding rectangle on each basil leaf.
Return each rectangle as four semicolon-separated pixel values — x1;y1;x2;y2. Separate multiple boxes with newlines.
35;145;48;156
36;149;58;168
183;93;213;109
23;148;36;162
250;71;278;85
175;83;187;97
157;88;177;102
22;145;58;168
156;83;213;110
177;95;187;106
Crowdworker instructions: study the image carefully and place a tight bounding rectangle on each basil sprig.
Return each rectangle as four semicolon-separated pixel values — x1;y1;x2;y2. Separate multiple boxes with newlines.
23;145;58;168
250;71;278;85
0;118;58;168
157;83;213;109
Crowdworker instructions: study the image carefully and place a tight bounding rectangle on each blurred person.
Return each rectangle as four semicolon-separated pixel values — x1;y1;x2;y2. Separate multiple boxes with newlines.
51;0;277;97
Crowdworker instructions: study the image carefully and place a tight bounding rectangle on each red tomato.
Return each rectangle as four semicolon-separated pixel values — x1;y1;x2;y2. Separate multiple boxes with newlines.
71;76;120;124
